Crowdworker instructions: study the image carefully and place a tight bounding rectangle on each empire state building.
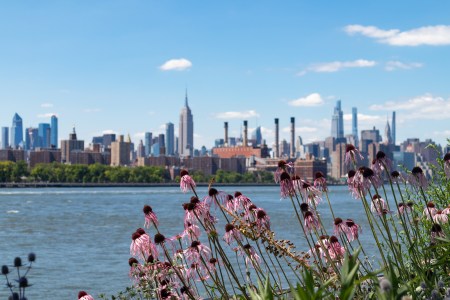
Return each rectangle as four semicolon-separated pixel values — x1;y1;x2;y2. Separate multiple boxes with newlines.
178;91;194;157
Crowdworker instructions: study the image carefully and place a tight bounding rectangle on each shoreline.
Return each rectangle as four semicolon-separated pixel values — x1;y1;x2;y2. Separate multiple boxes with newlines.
0;182;282;188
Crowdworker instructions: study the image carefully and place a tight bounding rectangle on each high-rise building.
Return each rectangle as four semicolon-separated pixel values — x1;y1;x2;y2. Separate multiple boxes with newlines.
38;123;51;148
392;111;396;146
331;100;344;140
110;135;131;166
25;127;39;150
145;132;152;156
290;117;295;158
384;119;392;145
178;91;194;157
61;127;85;163
50;115;58;148
251;126;262;146
137;140;145;158
11;113;23;149
165;122;175;155
158;133;166;156
1;127;9;149
352;107;358;147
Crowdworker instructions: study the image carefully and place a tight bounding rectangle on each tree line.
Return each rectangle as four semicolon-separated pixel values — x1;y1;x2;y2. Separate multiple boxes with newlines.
0;161;275;184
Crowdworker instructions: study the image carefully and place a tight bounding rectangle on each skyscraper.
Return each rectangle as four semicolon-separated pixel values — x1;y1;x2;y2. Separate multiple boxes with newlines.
38;123;51;148
51;115;58;148
11;113;23;149
352;107;358;147
392;111;396;146
178;91;194;157
61;127;85;163
331;100;344;140
145;132;152;156
251;126;262;146
165;122;175;156
1;127;9;149
25;127;38;150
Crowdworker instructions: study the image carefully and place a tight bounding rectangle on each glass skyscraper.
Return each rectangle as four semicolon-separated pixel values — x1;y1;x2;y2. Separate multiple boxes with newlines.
11;113;23;149
331;100;344;140
38;123;51;148
1;127;9;149
165;122;174;156
51;115;58;148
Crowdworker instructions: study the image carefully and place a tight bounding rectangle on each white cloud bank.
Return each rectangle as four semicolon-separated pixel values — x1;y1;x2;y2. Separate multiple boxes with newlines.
345;24;450;46
298;59;376;75
37;113;57;118
214;110;260;119
370;94;450;120
159;58;192;71
288;93;324;107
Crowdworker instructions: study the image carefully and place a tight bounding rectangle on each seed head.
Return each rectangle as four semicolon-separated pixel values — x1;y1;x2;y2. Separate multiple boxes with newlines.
1;265;9;275
348;170;356;178
190;241;201;248
18;277;28;288
256;210;267;219
412;166;423;175
300;203;309;212
209;258;218;264
208;188;218;197
190;196;200;204
154;233;166;244
346;144;356;152
131;232;141;240
13;257;22;267
28;253;36;262
234;191;242;197
180;169;189;177
128;258;139;267
278;160;287;168
315;171;324;179
143;205;153;215
376;151;386;159
427;202;435;208
136;228;146;235
391;170;400;178
225;224;235;232
280;172;290;181
334;218;343;225
146;255;155;263
444;153;450;162
78;291;88;299
362;167;374;178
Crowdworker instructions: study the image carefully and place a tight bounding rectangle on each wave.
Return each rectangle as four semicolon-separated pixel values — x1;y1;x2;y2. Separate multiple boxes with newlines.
6;210;19;214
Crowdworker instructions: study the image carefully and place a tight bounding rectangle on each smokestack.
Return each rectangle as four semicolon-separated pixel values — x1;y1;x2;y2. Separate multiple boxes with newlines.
243;120;248;147
275;118;279;158
290;117;295;158
224;122;228;147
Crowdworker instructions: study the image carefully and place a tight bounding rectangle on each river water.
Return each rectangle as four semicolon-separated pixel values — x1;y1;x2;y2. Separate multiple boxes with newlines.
0;185;384;299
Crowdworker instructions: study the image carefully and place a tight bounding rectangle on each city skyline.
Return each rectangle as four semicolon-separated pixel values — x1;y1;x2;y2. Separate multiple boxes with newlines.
0;2;449;148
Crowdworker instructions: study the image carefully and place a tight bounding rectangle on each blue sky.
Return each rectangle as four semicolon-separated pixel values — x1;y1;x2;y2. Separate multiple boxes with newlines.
1;1;449;149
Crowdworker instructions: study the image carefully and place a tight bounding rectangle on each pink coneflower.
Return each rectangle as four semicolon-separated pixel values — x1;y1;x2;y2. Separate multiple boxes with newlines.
431;224;445;242
130;228;158;259
371;194;388;215
279;172;295;198
184;241;211;263
409;167;428;189
444;153;450;179
372;151;392;176
291;175;302;191
345;144;364;166
304;211;320;233
334;218;350;239
327;236;346;261
225;194;236;212
182;222;201;241
78;291;95;300
299;181;322;205
345;219;362;241
203;188;228;208
183;198;208;227
314;171;328;192
274;160;294;183
233;191;253;211
433;210;448;224
207;257;219;274
180;169;196;193
223;224;242;245
390;171;403;184
255;208;271;231
423;202;438;220
241;244;261;267
186;262;209;281
243;204;258;222
442;204;450;215
143;205;159;228
158;287;179;300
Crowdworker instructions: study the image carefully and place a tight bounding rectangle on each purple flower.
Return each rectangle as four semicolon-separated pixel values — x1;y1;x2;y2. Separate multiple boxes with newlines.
279;172;295;198
372;151;392;176
143;205;159;228
345;219;362;241
184;241;211;263
274;160;294;183
78;291;95;300
223;224;242;245
180;170;196;193
345;144;364;166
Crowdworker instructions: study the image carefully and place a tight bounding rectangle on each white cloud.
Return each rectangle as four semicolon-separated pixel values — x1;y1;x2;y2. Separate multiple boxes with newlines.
41;103;53;108
385;61;423;71
345;24;450;46
298;59;376;75
433;130;450;137
102;130;117;135
288;93;324;107
37;113;57;118
370;94;450;120
214;110;260;119
159;58;192;71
